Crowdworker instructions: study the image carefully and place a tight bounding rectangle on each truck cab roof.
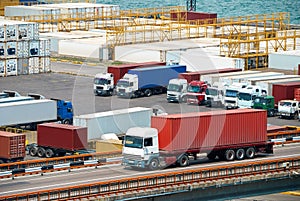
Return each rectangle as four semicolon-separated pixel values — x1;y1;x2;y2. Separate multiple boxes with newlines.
126;127;157;138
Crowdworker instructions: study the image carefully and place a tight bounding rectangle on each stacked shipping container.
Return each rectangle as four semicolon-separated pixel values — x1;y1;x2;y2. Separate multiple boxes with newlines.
0;19;50;77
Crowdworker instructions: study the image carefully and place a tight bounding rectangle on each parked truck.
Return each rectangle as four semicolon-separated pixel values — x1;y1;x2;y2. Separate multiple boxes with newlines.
94;62;166;96
166;78;188;103
0;131;25;163
28;123;90;158
253;95;277;117
0;98;73;130
277;100;300;120
122;109;274;170
116;65;186;98
224;82;247;109
205;86;224;107
237;85;267;108
185;80;208;105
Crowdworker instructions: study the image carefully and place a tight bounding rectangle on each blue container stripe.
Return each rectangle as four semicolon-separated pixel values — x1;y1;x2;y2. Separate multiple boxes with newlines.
128;65;187;89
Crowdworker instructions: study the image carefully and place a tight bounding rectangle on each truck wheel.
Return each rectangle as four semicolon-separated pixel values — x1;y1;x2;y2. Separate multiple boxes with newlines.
0;160;4;164
225;149;235;161
180;96;187;103
269;110;274;117
144;89;152;97
246;147;255;159
207;152;217;160
294;112;298;120
29;146;38;156
45;149;54;158
37;147;46;158
178;154;189;167
148;158;159;170
236;149;245;160
63;119;71;124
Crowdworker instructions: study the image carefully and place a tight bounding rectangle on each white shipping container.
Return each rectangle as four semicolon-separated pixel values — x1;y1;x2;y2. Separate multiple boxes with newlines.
5;59;17;76
29;40;40;57
17;40;29;58
39;38;50;57
73;107;152;140
0;60;5;76
0;99;57;127
39;57;51;73
0;27;4;42
5;24;17;41
29;57;40;74
269;51;300;71
17;58;29;75
5;41;17;58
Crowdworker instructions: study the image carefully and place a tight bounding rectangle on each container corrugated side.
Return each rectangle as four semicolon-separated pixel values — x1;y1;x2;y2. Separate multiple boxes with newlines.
295;88;300;101
0;131;25;160
73;107;152;140
37;123;88;151
273;82;300;103
151;109;267;152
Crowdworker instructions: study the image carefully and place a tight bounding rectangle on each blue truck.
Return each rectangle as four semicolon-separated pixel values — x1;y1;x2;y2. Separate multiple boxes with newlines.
116;65;186;98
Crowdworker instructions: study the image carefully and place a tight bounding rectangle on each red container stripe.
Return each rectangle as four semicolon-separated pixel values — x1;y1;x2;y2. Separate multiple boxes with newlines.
151;109;267;152
0;131;25;159
37;123;88;151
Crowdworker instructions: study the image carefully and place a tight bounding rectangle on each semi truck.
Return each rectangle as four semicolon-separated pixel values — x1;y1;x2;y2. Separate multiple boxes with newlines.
0;131;25;163
237;85;267;108
205;86;224;107
94;62;166;96
277;100;300;120
224;82;247;109
185;80;208;105
0;98;73;130
122;109;273;170
253;95;277;117
28;123;90;158
166;78;188;103
116;65;186;98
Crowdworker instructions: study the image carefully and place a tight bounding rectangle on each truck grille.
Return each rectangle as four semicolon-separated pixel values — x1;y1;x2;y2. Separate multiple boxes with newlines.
96;86;103;90
225;100;236;104
119;89;125;93
123;154;142;161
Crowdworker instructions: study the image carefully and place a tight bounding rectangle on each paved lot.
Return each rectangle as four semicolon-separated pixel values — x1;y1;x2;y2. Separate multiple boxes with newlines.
0;61;299;126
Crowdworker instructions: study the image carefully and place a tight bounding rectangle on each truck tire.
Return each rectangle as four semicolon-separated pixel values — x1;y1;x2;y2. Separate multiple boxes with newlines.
225;149;235;161
293;112;298;120
246;147;255;159
178;154;189;167
180;96;187;103
37;147;46;158
0;160;4;164
207;152;217;160
268;110;274;117
148;158;159;170
236;148;245;160
144;89;152;97
45;149;54;158
29;146;38;156
63;119;71;124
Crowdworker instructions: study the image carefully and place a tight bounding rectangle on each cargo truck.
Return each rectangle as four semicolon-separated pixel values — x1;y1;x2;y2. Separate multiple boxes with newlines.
185;80;208;105
237;85;267;108
0;131;25;163
253;95;277;117
277;100;300;120
94;62;166;96
122;109;274;170
28;123;90;158
116;65;186;98
0;98;73;130
166;78;188;103
205;86;224;107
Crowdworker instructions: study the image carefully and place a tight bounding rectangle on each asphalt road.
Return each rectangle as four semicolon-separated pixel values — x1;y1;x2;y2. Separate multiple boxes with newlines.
0;61;299;126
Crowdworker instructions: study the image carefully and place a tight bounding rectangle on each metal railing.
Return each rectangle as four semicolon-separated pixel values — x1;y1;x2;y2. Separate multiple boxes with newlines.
0;156;299;200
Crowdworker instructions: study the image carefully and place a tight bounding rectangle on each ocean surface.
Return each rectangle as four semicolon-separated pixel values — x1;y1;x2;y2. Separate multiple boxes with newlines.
97;0;300;25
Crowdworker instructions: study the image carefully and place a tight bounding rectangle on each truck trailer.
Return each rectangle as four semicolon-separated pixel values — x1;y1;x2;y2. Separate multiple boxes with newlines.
0;99;73;130
0;131;26;163
122;109;274;170
28;123;89;158
116;65;186;98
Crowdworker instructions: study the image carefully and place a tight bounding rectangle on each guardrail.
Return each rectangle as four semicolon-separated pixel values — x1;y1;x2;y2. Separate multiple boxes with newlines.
0;156;299;201
267;126;300;145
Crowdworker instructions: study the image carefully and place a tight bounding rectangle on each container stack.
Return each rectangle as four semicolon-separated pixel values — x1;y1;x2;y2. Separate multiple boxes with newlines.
0;19;50;77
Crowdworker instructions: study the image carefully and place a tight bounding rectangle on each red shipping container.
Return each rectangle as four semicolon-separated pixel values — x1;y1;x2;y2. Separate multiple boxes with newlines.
178;68;241;82
273;82;300;103
295;88;300;101
37;123;88;151
0;131;25;160
170;11;217;22
151;109;267;152
108;61;166;84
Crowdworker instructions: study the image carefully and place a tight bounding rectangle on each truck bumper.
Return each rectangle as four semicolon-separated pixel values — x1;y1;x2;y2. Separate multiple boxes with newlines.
122;158;146;168
94;89;109;96
167;96;179;102
187;98;201;105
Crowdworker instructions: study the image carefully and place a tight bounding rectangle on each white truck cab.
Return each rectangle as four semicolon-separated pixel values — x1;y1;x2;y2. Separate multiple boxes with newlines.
167;78;188;103
94;73;114;96
122;127;159;169
116;74;138;98
224;82;247;109
278;100;300;119
237;85;267;108
205;87;224;107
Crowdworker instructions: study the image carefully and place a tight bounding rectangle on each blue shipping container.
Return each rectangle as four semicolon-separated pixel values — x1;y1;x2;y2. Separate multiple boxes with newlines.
127;65;186;89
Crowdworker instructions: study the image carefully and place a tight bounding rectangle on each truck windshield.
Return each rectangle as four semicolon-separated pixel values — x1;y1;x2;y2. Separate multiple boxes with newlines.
188;86;201;93
205;88;218;96
238;92;251;101
124;135;143;149
225;89;238;97
117;80;130;87
167;84;182;92
94;78;109;85
279;102;291;107
254;97;266;104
